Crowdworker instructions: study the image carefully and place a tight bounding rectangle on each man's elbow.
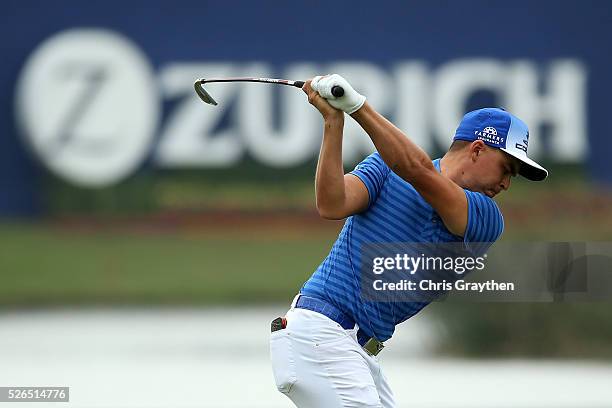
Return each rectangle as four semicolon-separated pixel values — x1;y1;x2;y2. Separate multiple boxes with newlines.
316;203;347;220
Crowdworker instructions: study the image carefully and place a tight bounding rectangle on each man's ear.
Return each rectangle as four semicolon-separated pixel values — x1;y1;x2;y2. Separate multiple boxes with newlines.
470;140;486;162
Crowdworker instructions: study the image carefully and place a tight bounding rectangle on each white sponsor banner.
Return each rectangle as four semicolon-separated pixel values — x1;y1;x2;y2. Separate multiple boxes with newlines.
16;29;588;187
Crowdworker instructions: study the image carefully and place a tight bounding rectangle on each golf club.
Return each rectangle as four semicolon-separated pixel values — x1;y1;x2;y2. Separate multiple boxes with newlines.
194;77;345;106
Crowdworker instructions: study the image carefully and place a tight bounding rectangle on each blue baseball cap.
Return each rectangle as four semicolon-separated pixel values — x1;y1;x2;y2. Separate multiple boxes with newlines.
453;108;548;181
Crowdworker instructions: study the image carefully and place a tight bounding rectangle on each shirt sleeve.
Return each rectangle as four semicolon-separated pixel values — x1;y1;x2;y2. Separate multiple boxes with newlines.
349;152;391;209
463;190;505;255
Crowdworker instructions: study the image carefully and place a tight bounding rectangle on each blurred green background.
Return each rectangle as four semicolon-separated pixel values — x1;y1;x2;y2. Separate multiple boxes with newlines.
3;161;611;359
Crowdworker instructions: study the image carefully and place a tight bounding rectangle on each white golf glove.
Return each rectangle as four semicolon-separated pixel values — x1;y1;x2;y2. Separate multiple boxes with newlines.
311;74;366;114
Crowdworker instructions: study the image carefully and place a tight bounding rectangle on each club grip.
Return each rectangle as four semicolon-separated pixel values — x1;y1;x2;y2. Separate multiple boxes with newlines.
331;86;345;98
294;81;344;98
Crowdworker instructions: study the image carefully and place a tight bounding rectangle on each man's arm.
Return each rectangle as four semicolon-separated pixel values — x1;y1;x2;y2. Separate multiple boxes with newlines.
351;102;468;236
304;82;369;220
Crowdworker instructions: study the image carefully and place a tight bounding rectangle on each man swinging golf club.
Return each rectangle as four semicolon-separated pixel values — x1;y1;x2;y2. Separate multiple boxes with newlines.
269;74;547;407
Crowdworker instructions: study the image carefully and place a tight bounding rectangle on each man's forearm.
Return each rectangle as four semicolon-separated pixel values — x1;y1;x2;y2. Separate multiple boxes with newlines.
350;102;434;181
315;116;346;214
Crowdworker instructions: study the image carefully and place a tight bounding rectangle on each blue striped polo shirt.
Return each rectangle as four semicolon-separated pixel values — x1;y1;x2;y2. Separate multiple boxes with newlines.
300;152;504;341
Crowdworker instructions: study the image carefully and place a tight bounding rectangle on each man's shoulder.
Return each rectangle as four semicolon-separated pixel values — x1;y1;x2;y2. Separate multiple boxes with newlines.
464;189;504;217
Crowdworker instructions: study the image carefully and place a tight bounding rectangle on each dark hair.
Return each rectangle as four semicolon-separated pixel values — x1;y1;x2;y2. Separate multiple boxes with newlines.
448;140;471;153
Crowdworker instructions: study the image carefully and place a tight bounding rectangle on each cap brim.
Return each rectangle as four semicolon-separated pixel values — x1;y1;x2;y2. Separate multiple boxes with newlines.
500;148;548;181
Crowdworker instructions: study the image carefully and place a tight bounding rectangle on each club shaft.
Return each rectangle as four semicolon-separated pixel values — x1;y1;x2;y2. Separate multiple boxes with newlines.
196;77;304;88
194;77;344;104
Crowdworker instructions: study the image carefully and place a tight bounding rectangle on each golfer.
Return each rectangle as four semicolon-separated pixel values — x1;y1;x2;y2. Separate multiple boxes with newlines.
269;74;547;408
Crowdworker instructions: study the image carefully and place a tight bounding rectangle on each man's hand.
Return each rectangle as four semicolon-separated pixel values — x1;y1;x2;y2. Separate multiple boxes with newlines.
302;80;344;122
311;74;366;114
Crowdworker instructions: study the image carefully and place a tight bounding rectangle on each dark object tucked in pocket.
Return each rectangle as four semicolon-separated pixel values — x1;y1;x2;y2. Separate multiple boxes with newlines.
271;316;287;332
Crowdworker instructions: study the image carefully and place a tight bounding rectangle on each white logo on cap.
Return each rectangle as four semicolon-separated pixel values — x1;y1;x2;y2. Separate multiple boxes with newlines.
474;127;502;144
483;127;497;136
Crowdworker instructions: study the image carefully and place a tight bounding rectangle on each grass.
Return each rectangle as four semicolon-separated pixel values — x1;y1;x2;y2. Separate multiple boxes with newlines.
4;168;612;305
0;222;334;306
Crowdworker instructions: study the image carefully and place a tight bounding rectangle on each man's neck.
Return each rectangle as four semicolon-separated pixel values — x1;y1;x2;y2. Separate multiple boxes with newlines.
440;152;465;187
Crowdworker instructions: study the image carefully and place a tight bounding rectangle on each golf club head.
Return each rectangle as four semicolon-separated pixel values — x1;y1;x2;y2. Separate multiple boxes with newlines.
194;79;218;106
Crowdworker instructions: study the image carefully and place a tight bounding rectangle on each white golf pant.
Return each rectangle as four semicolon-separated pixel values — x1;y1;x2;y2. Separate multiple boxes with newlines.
269;302;395;407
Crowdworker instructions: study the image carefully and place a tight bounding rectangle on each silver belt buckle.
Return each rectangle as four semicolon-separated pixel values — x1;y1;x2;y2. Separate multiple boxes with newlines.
363;338;384;356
